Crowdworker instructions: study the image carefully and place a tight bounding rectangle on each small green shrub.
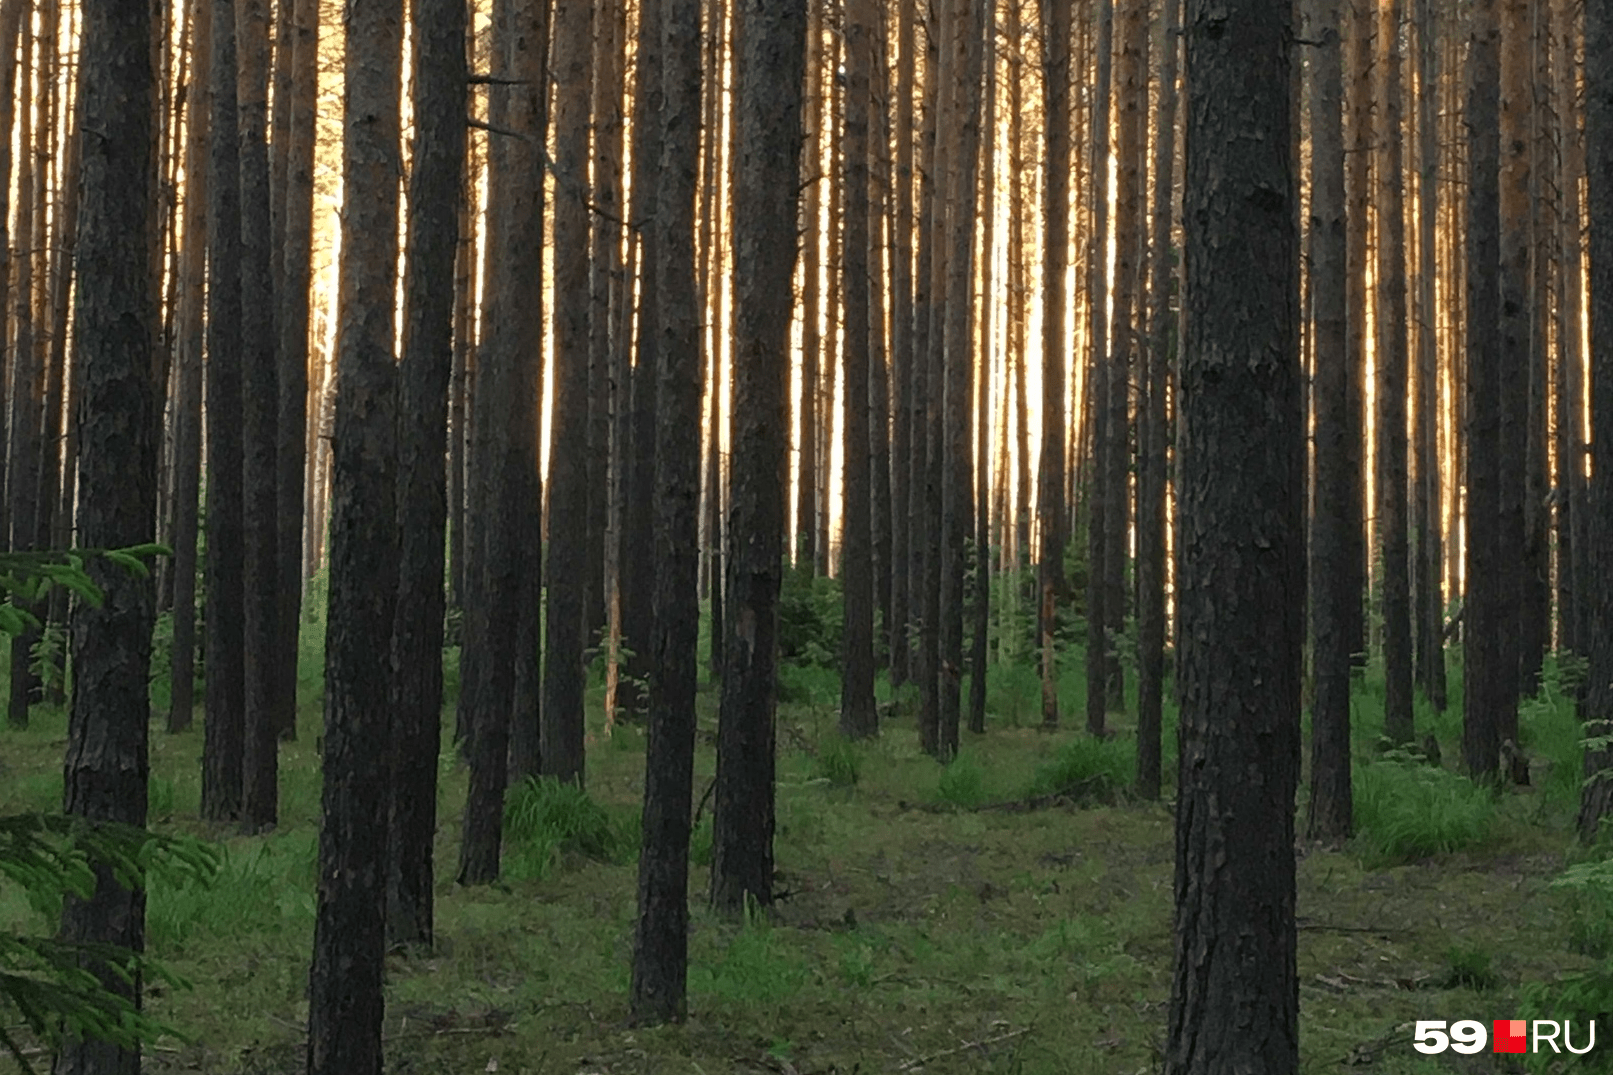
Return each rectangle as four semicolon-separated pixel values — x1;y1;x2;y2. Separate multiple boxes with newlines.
813;734;862;787
1029;735;1133;803
936;754;987;810
1353;755;1495;863
777;563;842;668
1552;859;1613;957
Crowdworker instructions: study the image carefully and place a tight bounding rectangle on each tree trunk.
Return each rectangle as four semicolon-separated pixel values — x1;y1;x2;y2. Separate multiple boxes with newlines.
1037;0;1070;730
1307;0;1353;839
888;0;915;687
7;9;41;729
840;0;878;740
169;0;211;735
386;0;465;950
1575;0;1611;839
458;0;547;882
711;0;804;915
586;0;621;650
631;0;702;1019
1376;0;1414;744
797;8;823;572
1343;0;1371;667
1412;0;1446;710
54;0;159;1067
541;0;594;787
237;0;281;831
274;0;318;744
1552;0;1582;658
1084;0;1115;735
201;0;245;823
1165;0;1302;1062
969;0;995;738
1463;0;1505;779
306;0;401;1061
1136;0;1178;800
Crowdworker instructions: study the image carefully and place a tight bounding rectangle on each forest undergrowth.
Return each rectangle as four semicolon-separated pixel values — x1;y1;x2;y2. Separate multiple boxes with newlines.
0;587;1601;1075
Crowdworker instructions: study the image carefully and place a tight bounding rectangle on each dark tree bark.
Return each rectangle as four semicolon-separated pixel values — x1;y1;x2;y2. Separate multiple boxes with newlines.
969;0;996;738
797;9;823;573
870;17;893;674
840;0;877;741
1136;0;1178;800
1306;0;1352;839
1552;0;1582;660
1343;0;1370;667
1084;0;1115;736
913;0;944;756
387;0;465;950
1575;0;1612;839
274;0;318;743
169;0;212;736
1412;0;1446;710
237;0;281;830
937;0;985;758
1463;0;1505;779
0;0;20;551
631;0;702;1019
306;0;401;1063
54;0;159;1066
201;0;246;823
1037;0;1071;730
586;0;621;650
888;0;915;687
1165;0;1302;1065
541;0;594;786
619;0;664;722
711;0;805;916
1376;0;1414;744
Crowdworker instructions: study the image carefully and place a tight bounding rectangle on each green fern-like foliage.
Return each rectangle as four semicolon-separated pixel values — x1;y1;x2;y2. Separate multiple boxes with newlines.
0;542;223;1071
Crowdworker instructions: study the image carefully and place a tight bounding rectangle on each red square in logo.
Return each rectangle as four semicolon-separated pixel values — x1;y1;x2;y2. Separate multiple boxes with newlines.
1494;1019;1527;1053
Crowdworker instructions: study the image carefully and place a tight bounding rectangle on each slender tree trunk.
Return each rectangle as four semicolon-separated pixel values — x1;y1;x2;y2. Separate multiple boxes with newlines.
1136;0;1178;799
631;0;703;1017
840;0;878;740
1574;0;1611;839
1377;0;1414;744
1464;0;1505;779
1307;0;1353;838
711;0;805;915
888;0;915;687
1037;0;1070;730
541;0;595;787
169;0;211;736
969;0;996;738
1344;0;1371;667
386;0;465;950
237;0;281;830
458;0;547;882
1413;0;1446;709
201;0;245;823
797;8;823;572
585;0;620;650
870;14;893;672
7;10;41;729
306;0;401;1060
1084;0;1115;735
274;0;318;743
619;0;664;722
1165;0;1302;1061
914;0;945;756
56;0;160;1064
1552;0;1582;657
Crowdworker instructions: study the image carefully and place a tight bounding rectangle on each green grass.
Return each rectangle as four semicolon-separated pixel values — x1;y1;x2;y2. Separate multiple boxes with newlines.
0;604;1599;1074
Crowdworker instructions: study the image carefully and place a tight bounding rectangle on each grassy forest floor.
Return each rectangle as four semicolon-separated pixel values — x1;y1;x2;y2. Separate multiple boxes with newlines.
0;585;1608;1075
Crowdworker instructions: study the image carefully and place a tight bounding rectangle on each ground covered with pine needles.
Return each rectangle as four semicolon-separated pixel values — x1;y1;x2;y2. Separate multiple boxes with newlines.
0;605;1605;1075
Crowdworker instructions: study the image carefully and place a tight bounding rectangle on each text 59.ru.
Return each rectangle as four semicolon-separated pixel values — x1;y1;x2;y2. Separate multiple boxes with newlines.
1414;1019;1596;1055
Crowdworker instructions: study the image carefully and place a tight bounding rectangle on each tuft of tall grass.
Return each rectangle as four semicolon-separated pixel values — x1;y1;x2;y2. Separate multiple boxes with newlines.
1028;735;1133;803
1353;755;1495;863
812;734;862;787
502;776;634;881
146;833;318;955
